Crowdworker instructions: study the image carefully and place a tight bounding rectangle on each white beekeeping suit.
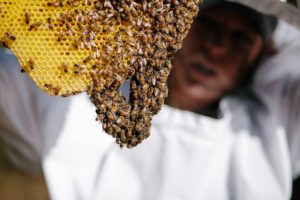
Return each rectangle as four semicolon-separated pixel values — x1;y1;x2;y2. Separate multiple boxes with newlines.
76;20;300;200
45;21;300;200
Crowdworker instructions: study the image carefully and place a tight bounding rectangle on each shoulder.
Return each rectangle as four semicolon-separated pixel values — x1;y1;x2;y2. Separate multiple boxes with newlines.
253;20;300;89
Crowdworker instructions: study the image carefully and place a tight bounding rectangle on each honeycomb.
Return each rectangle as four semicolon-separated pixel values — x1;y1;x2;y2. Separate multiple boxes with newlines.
0;0;200;148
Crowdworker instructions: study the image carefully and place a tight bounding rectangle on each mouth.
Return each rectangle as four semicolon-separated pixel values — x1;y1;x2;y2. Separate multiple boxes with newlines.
191;63;216;77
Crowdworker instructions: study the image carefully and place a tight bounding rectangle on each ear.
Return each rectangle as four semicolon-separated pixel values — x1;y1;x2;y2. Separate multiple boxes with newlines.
247;35;264;65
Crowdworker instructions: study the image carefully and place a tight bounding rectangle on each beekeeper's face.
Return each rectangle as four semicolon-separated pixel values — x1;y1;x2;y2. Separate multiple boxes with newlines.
168;5;264;111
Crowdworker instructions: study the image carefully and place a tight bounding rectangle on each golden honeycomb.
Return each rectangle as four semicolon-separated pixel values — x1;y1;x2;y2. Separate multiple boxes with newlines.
0;0;141;95
0;0;200;147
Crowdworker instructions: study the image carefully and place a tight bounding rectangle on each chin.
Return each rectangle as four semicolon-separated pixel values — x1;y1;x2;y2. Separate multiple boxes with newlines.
185;87;220;104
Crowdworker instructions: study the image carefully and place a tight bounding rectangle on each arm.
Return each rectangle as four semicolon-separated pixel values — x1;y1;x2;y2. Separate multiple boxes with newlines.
253;20;300;178
0;49;43;173
0;48;71;173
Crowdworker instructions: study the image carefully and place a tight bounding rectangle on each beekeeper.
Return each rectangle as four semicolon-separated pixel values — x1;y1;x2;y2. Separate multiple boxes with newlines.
83;1;300;200
1;0;300;200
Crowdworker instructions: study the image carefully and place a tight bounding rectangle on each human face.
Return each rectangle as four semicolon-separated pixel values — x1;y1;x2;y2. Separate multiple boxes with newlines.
167;6;264;111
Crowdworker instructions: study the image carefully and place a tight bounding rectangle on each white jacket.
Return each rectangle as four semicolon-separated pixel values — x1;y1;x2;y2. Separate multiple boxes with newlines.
0;20;300;200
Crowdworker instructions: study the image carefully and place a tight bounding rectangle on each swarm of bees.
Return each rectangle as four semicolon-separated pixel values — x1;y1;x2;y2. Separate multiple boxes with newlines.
0;0;200;148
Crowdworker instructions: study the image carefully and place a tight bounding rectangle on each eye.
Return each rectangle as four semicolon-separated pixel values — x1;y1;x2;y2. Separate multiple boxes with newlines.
196;15;221;33
230;31;253;45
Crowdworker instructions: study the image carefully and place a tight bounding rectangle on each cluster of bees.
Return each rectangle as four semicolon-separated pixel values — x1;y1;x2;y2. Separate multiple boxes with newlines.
0;0;200;148
88;0;200;147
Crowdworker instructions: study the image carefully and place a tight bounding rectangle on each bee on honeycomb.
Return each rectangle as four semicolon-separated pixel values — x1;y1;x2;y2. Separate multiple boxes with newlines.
0;0;201;148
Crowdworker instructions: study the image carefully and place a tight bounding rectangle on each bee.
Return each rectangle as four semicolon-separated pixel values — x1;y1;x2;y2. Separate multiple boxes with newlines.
66;24;75;36
25;12;31;25
104;44;113;52
73;64;86;74
107;112;116;121
5;32;16;41
83;55;93;64
47;2;54;6
126;129;133;138
47;18;55;30
28;21;42;31
112;124;122;133
61;90;81;97
44;83;61;96
57;31;65;42
67;0;79;7
19;59;34;73
82;0;91;6
61;62;69;73
119;130;127;142
93;48;100;59
95;114;105;121
73;39;81;49
103;1;113;9
129;138;139;147
28;58;34;70
47;0;63;7
117;109;130;118
142;1;147;11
